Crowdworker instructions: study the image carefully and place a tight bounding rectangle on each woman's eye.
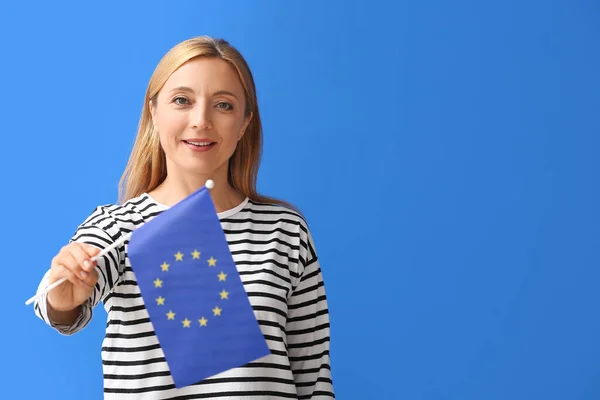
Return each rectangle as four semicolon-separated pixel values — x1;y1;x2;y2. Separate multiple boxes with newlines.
173;97;189;105
216;102;233;110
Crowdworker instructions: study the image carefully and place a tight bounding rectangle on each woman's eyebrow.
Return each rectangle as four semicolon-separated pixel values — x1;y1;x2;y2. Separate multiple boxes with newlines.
169;86;195;94
169;86;239;100
213;90;239;100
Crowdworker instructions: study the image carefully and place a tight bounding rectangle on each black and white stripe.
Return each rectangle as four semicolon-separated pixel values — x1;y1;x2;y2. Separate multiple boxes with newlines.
33;194;334;399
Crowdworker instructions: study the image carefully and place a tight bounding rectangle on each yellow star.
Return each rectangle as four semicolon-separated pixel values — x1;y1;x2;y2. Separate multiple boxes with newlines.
174;251;183;261
219;289;229;300
212;306;222;316
154;278;163;288
160;262;170;272
182;318;191;328
218;272;227;282
156;296;165;305
166;310;175;320
207;257;217;267
191;250;201;259
198;317;208;327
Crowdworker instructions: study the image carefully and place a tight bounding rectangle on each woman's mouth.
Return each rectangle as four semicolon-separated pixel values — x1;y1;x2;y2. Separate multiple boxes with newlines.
183;139;216;152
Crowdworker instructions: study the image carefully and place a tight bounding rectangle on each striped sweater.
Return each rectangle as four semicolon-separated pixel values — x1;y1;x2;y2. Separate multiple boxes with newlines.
33;193;334;399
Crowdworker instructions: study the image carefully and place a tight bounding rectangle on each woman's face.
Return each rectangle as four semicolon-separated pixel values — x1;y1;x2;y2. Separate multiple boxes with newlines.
150;57;251;180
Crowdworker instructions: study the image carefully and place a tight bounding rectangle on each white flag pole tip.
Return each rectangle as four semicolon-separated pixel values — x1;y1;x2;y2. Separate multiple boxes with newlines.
24;277;67;305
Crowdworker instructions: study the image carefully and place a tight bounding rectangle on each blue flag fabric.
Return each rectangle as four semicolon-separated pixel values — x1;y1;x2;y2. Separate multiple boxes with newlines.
128;186;270;388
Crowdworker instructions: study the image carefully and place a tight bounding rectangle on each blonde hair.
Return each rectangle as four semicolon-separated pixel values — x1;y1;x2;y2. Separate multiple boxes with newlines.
118;36;296;212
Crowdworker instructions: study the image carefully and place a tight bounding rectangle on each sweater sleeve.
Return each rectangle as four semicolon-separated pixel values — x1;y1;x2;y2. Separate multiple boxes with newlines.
286;226;335;399
33;205;125;335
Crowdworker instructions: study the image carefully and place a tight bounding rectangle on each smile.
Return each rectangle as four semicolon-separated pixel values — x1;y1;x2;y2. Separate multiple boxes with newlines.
183;140;216;151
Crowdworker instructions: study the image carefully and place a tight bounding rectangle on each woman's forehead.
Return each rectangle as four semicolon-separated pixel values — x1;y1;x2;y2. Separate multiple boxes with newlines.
162;57;243;95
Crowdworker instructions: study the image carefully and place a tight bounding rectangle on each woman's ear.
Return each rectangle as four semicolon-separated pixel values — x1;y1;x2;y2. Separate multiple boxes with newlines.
239;112;253;140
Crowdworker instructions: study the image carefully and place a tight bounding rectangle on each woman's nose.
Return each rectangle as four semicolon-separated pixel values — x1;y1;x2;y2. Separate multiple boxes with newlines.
191;103;212;130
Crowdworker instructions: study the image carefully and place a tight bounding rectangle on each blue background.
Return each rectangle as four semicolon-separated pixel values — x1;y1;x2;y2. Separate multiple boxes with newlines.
4;1;599;399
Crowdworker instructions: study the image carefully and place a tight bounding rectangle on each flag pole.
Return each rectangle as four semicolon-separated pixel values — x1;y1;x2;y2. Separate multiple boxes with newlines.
24;180;215;306
24;232;133;305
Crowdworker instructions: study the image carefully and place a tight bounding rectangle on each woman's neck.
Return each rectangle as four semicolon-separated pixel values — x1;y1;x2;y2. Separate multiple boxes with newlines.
148;172;246;213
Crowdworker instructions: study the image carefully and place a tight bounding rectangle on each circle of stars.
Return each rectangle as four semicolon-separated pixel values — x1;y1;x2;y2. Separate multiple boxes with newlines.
154;249;229;329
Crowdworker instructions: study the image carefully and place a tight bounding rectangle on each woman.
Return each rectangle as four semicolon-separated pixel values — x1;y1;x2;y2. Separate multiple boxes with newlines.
33;36;334;399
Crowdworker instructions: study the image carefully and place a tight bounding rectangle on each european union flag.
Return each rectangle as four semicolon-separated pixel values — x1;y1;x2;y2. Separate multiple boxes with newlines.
128;185;270;388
